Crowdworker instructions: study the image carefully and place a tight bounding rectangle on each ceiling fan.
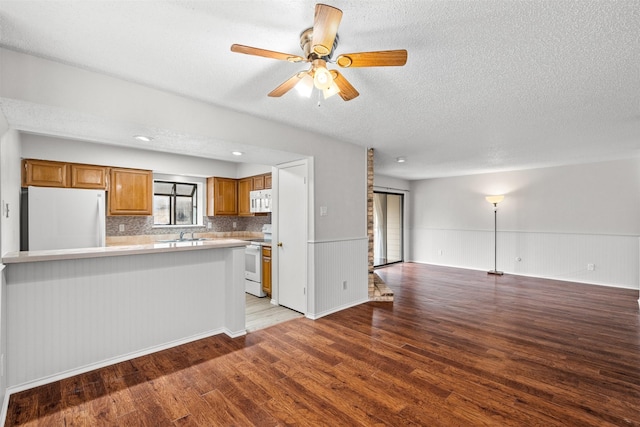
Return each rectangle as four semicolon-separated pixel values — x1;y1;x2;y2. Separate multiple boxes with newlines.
230;3;408;101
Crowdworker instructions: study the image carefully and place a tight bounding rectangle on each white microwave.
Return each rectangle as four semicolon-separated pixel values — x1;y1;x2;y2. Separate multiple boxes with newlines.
250;189;272;213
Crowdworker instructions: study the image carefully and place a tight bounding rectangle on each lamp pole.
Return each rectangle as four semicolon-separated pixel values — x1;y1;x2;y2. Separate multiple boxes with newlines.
485;195;504;275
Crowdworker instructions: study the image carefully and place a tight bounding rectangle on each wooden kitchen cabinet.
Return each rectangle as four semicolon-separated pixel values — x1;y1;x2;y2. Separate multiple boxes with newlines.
108;167;153;215
22;159;69;187
252;175;265;190
262;246;272;296
207;177;238;216
252;173;272;190
238;177;253;216
70;163;108;189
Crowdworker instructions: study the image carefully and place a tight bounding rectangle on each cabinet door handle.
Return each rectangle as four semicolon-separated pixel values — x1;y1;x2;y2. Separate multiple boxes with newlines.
277;242;283;247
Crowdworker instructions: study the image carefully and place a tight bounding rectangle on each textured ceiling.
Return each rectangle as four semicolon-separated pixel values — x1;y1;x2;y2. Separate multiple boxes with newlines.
0;0;639;180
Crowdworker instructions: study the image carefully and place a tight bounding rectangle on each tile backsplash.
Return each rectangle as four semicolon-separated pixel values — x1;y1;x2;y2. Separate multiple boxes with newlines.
106;214;271;237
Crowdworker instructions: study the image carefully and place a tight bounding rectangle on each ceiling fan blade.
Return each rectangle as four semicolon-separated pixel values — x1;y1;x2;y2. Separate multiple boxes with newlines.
311;4;342;56
231;44;304;63
336;50;408;68
330;70;359;101
268;72;307;97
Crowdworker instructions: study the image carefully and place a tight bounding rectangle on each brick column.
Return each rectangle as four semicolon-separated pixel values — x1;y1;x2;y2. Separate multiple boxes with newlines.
367;148;375;297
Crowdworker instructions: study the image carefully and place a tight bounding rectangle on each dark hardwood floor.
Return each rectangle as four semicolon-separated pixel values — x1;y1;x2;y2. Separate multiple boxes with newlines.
6;263;640;426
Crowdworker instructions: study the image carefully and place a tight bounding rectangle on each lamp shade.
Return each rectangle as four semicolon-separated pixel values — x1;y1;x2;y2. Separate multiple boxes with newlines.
323;80;341;99
294;73;314;98
313;66;332;90
485;195;504;205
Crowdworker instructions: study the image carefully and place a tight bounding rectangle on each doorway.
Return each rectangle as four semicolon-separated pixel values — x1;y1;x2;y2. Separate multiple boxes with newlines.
373;192;404;267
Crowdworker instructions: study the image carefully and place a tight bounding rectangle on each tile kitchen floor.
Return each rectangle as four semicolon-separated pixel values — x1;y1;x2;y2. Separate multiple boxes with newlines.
245;293;303;332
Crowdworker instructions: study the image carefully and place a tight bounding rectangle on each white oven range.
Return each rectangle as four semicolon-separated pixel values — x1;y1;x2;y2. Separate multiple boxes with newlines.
245;243;266;297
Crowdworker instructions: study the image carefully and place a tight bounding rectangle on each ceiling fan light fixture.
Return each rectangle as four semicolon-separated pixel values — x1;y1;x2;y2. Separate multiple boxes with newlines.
294;73;314;98
313;64;332;90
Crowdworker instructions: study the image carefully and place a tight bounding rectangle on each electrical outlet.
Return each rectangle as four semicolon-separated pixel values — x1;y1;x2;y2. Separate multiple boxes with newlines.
207;221;212;229
320;206;328;216
587;263;595;271
119;224;125;232
233;222;237;229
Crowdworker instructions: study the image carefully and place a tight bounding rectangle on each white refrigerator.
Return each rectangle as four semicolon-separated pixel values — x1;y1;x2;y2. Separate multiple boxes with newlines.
21;186;106;251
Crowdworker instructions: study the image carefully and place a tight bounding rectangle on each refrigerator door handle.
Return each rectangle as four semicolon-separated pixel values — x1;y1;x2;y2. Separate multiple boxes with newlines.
97;194;105;247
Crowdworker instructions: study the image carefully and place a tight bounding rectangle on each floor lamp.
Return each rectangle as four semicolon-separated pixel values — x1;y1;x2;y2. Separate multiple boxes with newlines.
485;195;504;275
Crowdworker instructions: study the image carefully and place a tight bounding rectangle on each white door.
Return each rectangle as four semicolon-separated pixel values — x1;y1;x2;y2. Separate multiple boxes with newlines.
276;161;308;313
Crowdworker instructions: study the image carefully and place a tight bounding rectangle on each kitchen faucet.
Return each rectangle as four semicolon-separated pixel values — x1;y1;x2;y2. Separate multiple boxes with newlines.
179;231;195;241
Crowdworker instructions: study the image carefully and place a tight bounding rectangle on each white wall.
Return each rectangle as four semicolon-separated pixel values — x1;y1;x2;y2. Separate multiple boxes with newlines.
410;158;640;289
236;163;272;178
374;174;410;192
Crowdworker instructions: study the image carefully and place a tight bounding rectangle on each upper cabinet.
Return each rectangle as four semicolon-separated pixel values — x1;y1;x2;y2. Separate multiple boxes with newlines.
23;159;152;216
207;177;238;216
70;164;108;189
252;175;265;191
206;173;270;217
237;177;253;217
23;159;108;190
108;168;153;216
252;173;272;191
22;159;68;188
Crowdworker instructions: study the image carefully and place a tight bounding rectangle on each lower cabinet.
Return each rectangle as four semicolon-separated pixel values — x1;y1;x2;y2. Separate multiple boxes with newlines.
262;246;272;296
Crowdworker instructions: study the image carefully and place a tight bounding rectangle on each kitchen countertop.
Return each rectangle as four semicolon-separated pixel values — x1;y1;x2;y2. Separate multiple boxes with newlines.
2;238;249;264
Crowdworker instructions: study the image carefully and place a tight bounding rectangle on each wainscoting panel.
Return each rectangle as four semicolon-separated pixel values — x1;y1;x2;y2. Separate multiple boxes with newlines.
308;237;369;319
410;228;639;290
5;247;244;389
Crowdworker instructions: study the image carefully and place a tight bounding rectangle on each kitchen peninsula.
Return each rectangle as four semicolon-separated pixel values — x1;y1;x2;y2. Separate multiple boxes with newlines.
2;239;248;391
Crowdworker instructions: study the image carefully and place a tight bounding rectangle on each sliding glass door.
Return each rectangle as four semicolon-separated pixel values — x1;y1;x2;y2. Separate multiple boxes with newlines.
373;192;404;267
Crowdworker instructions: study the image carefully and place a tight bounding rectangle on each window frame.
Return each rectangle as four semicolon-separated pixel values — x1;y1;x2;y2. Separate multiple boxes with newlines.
153;180;199;226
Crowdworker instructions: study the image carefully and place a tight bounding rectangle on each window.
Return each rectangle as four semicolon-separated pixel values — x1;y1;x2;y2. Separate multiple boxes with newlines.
153;181;198;225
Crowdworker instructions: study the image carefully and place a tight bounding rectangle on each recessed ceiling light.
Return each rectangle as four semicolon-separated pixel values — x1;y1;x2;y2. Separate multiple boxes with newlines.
232;151;244;156
396;157;406;163
134;135;153;142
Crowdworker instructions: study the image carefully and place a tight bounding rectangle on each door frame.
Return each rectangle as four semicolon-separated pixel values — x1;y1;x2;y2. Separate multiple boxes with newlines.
373;186;409;267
